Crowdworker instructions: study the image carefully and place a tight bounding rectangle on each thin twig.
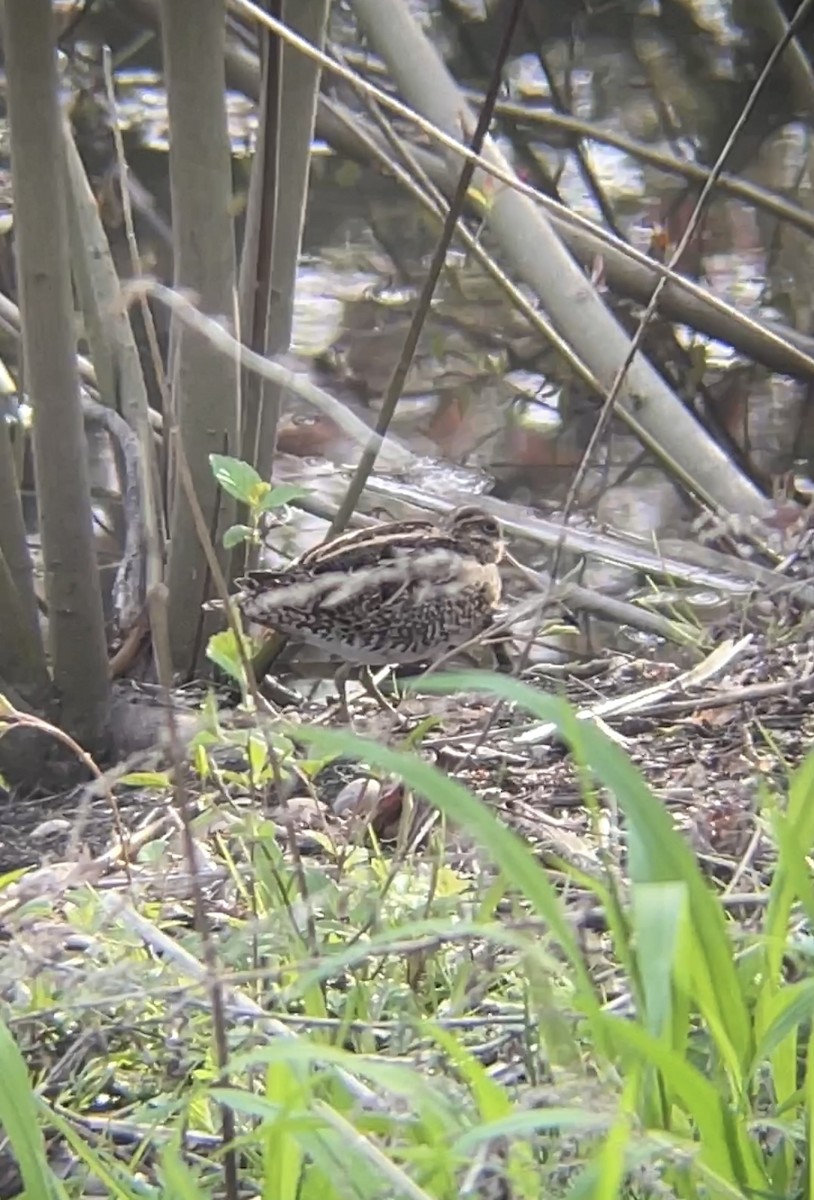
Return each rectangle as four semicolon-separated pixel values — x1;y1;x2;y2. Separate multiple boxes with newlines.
326;0;530;537
0;704;133;882
121;280;415;470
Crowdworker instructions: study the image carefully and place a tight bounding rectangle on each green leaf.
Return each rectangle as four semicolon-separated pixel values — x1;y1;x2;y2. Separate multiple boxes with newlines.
589;1072;638;1200
159;1146;205;1199
223;523;254;549
766;749;814;976
805;1024;814;1200
598;1014;766;1192
206;629;247;684
631;880;689;1044
258;485;309;512
753;978;814;1064
0;867;29;891
210;453;263;504
247;730;269;781
427;1024;510;1123
0;1020;58;1198
118;771;171;789
249;481;272;509
262;1061;307;1200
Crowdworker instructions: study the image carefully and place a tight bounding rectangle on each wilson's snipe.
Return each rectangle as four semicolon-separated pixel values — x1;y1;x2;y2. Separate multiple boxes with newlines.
235;506;510;705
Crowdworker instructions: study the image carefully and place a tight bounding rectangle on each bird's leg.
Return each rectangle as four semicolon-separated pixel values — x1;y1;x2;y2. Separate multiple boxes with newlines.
333;662;353;724
359;666;402;718
331;664;402;723
488;633;514;673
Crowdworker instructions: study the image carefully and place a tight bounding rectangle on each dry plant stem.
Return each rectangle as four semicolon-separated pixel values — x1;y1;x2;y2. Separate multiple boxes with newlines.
102;46;169;565
257;0;330;481
335;100;766;506
238;2;330;682
161;0;240;676
333;62;619;404
123;280;416;470
54;109;154;631
477;93;814;240
108;609;151;678
534;48;621;235
3;0;110;749
0;706;132;880
360;479;797;595
328;0;527;538
94;812;174;874
335;52;814;238
237;5;283;480
238;1;329;489
285;78;814;374
79;396;144;632
759;0;814;113
326;101;615;426
646;670;814;716
63;127;117;414
0;286;166;417
0;423;44;658
238;7;814;244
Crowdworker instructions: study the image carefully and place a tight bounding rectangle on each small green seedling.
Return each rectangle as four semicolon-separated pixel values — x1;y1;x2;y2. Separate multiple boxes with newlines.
210;453;307;550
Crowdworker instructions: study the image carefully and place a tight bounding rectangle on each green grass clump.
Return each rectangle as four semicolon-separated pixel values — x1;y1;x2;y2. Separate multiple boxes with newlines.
0;672;812;1198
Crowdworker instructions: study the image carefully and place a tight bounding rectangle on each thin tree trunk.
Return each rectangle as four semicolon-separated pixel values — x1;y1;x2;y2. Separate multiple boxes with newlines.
162;0;239;674
3;0;110;747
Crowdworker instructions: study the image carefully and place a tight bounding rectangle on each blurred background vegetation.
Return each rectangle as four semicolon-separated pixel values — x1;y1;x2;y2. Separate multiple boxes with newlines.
0;2;813;1197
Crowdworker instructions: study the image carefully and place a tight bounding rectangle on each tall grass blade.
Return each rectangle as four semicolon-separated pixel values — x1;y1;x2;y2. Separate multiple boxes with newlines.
0;1019;58;1198
415;673;754;1076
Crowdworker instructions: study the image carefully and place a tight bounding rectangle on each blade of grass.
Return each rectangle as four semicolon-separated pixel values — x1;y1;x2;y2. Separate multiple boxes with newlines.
213;1086;435;1200
765;750;814;977
37;1099;144;1199
159;1146;206;1200
426;1023;511;1123
414;673;754;1078
0;1020;59;1199
262;1061;307;1200
806;1023;814;1200
590;1070;639;1200
289;723;606;1038
630;880;691;1130
596;1014;767;1193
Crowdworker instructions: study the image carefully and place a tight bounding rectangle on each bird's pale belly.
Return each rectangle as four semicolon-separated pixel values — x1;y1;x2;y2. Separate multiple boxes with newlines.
270;592;493;666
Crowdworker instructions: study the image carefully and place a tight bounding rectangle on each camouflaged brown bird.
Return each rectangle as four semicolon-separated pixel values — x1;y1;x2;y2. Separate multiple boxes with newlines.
234;505;508;671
